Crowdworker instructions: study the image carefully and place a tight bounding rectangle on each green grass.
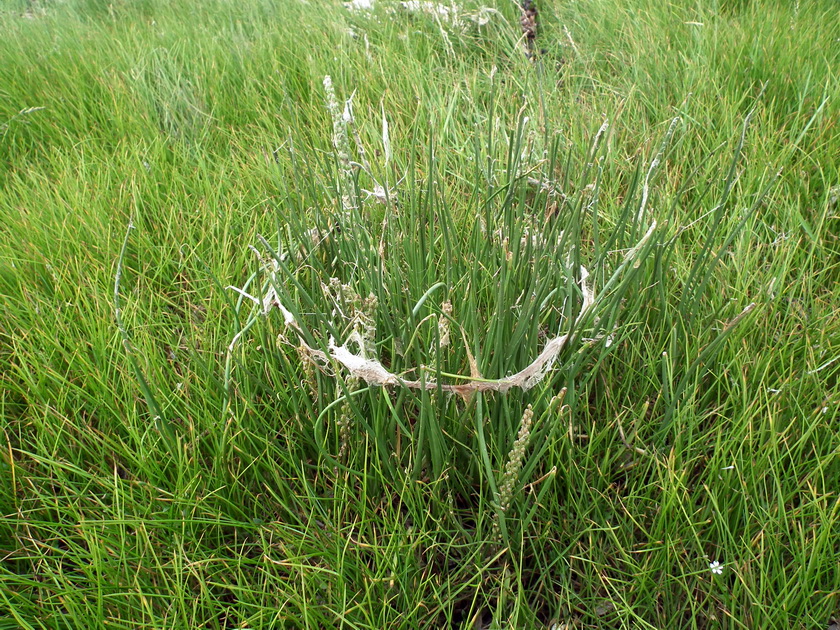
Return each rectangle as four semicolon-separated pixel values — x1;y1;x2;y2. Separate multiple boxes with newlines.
1;0;838;628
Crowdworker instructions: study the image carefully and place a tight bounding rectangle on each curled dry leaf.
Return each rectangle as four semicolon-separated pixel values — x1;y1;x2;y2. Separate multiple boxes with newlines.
272;264;596;397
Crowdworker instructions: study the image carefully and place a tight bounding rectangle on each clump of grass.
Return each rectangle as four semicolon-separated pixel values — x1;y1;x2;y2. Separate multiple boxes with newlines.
225;79;761;568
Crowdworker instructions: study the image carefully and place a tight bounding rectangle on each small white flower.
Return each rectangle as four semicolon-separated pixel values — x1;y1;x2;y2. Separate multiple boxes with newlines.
709;561;723;575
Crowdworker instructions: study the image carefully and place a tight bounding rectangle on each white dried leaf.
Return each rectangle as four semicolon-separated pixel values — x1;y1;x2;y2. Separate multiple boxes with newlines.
382;104;391;165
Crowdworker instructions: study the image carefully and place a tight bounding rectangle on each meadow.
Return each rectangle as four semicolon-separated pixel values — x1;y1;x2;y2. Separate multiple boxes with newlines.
1;0;838;627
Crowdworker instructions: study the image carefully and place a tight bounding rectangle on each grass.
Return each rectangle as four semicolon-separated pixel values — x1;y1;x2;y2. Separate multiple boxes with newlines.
0;0;838;627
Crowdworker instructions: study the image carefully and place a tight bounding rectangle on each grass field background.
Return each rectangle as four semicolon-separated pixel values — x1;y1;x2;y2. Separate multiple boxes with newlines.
1;0;838;627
